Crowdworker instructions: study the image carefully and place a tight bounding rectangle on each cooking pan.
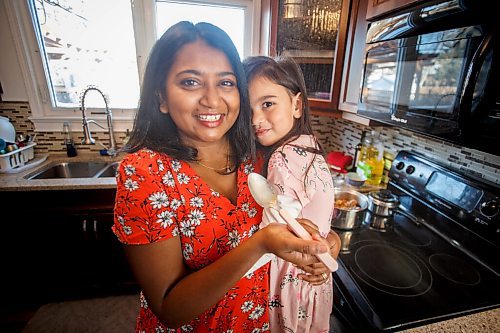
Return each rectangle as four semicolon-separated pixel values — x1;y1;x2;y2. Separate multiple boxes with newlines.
367;190;423;229
331;188;368;230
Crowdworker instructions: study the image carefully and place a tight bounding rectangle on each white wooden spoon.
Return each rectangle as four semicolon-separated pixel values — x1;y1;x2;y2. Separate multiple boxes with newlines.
248;172;338;272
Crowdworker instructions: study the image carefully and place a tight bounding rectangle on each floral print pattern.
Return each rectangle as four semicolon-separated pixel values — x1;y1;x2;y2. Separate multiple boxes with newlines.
113;149;268;332
266;135;334;333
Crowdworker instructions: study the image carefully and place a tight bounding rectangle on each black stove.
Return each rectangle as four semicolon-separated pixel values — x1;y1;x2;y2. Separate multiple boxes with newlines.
332;150;500;332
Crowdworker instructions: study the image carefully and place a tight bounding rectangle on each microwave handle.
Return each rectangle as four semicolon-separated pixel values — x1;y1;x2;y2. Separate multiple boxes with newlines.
459;33;493;113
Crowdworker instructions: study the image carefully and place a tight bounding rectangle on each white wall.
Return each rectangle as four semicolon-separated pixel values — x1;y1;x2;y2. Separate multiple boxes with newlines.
0;0;28;101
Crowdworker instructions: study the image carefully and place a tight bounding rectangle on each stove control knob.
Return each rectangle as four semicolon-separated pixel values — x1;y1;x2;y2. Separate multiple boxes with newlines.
406;165;416;175
396;162;405;170
480;199;500;218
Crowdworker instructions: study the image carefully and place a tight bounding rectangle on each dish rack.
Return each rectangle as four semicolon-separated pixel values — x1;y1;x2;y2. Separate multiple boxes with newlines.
0;142;36;173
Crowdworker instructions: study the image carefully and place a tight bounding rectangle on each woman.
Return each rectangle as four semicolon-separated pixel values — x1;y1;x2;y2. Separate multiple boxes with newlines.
113;21;339;332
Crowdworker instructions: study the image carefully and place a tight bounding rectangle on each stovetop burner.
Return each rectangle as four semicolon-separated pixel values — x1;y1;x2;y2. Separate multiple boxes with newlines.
332;151;500;332
352;241;432;297
429;254;481;286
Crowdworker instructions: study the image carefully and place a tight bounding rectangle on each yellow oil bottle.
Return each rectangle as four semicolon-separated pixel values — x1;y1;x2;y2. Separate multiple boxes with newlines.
356;130;384;185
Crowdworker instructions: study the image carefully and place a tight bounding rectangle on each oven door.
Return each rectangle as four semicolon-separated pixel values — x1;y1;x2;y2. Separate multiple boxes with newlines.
358;26;486;141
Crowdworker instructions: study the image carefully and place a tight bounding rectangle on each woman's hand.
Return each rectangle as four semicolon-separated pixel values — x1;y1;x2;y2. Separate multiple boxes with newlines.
259;223;329;261
292;219;341;285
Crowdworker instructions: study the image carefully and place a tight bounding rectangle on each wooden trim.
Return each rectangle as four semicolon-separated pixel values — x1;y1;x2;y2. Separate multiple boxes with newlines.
308;0;351;113
366;0;421;21
268;0;279;56
312;109;342;118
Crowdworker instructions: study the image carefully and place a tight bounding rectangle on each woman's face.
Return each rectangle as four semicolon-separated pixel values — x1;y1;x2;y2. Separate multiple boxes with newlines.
249;76;302;146
160;40;240;147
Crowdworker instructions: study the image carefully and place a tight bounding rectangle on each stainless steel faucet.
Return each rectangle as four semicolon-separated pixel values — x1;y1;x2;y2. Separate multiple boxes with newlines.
79;85;117;156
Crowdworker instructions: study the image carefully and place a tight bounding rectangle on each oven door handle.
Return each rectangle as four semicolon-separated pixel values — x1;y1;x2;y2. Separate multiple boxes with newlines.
459;32;493;116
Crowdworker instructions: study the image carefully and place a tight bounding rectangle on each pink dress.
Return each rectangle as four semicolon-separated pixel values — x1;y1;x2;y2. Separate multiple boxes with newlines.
264;135;335;333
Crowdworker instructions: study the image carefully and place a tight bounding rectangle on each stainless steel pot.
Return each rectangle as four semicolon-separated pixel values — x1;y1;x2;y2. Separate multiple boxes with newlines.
367;189;423;229
337;230;355;253
331;188;368;230
364;210;393;231
367;189;400;217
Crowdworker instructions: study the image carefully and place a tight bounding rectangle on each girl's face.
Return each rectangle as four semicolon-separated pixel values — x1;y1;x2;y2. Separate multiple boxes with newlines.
249;76;302;146
160;40;240;148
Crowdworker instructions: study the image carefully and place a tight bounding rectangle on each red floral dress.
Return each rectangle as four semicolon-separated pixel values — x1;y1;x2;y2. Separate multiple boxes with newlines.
112;149;269;333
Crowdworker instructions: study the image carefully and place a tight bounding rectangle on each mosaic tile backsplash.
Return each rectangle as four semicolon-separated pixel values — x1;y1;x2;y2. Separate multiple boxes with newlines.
1;101;499;185
1;101;127;154
311;115;500;185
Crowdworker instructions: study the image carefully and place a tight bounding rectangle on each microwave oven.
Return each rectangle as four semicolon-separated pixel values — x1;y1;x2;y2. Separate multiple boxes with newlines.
357;0;499;155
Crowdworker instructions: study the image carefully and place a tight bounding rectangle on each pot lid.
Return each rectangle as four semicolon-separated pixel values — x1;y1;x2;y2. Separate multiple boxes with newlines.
369;189;399;208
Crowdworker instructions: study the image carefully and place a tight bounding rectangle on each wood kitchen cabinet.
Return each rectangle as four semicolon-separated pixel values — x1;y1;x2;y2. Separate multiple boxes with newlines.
366;0;423;20
0;189;137;312
267;0;351;113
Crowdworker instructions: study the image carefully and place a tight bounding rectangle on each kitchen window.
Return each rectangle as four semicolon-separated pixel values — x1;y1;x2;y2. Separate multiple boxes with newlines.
5;0;261;132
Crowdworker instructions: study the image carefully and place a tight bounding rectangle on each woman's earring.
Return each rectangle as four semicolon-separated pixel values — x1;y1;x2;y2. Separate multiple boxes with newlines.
159;103;168;114
156;91;169;114
159;97;169;115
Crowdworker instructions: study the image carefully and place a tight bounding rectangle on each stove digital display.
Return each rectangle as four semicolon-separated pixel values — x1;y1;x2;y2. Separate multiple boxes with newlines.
426;172;483;212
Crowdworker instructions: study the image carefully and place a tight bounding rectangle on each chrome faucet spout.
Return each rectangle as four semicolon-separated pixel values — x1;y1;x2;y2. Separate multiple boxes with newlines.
79;85;117;156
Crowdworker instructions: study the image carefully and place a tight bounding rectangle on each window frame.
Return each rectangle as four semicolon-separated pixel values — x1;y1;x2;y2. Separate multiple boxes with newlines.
4;0;261;132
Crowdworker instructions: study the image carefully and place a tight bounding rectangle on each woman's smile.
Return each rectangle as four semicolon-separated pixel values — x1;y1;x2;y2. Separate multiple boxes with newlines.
159;40;240;146
195;113;226;127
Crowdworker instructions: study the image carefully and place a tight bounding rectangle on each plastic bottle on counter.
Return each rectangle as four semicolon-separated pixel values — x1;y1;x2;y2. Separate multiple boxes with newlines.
352;130;367;171
356;129;384;185
63;122;78;157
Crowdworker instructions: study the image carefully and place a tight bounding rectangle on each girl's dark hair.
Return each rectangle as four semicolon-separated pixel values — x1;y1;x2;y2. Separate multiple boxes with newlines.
123;21;255;169
242;55;323;176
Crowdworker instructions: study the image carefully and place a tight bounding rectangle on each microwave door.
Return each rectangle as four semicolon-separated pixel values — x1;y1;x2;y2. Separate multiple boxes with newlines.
399;29;483;134
360;41;398;120
394;37;418;116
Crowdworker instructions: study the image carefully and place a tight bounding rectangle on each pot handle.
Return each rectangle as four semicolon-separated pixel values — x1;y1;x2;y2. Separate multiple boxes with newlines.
395;208;424;226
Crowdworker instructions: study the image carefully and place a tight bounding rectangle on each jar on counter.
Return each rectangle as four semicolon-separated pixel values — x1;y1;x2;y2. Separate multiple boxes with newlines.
356;130;384;185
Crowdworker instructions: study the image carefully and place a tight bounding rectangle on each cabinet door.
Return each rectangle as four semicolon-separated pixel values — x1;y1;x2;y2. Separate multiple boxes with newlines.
366;0;422;20
84;211;136;292
268;0;351;113
338;0;368;114
0;189;136;309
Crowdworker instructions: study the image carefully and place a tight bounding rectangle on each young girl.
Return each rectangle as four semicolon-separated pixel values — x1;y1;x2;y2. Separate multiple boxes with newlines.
244;56;335;333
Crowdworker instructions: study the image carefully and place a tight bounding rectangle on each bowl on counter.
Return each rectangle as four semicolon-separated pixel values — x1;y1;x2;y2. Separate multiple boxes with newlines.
345;172;366;187
331;188;368;230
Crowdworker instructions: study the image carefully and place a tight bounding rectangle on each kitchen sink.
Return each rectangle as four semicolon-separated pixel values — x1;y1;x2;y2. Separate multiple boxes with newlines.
94;162;119;178
26;161;118;179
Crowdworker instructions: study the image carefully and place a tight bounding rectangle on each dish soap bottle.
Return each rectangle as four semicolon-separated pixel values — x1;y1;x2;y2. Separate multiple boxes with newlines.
356;129;384;185
63;122;78;157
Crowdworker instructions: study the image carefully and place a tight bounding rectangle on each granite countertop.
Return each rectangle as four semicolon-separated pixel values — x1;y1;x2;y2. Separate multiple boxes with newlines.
400;307;500;333
0;152;121;191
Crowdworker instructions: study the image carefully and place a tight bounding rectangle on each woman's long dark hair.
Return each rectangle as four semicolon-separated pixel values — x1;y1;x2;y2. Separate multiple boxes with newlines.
123;21;255;169
242;56;322;177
